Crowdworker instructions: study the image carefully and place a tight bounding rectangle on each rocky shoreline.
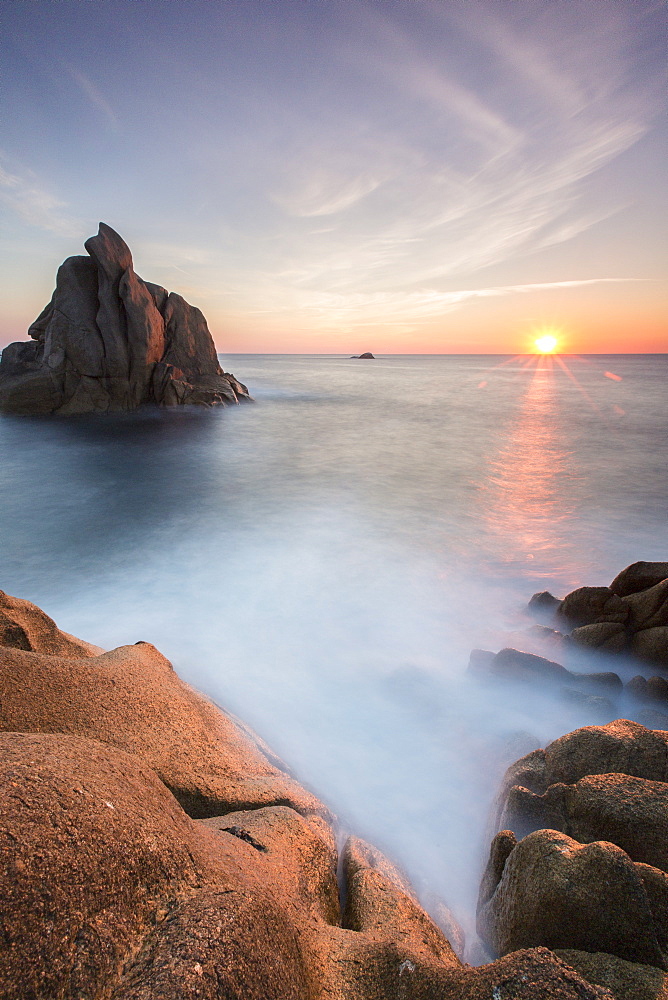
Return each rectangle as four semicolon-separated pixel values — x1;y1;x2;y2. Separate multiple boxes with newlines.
2;566;668;998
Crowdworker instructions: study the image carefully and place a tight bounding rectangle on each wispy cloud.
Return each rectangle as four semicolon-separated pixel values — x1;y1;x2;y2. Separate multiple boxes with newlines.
395;60;521;152
250;0;660;323
241;277;650;331
64;64;120;131
0;160;82;237
536;203;631;249
272;168;382;218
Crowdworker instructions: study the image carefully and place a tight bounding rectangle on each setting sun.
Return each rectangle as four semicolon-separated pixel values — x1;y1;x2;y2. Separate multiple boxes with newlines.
534;334;559;354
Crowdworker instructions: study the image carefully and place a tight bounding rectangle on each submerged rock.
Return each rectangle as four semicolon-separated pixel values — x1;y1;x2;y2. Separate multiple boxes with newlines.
527;590;562;621
469;646;621;716
0;223;252;415
626;675;668;705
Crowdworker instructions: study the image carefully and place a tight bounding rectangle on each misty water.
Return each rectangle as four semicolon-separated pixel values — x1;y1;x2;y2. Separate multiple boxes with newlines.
2;353;667;958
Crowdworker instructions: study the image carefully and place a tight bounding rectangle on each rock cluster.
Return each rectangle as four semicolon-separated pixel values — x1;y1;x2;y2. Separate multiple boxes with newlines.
0;589;626;998
470;564;668;725
0;224;251;415
479;719;668;997
469;646;623;718
529;561;668;667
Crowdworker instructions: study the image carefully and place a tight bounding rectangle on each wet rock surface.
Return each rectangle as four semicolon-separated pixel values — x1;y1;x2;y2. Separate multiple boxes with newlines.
479;718;668;995
0;590;631;998
0;224;252;415
528;561;668;667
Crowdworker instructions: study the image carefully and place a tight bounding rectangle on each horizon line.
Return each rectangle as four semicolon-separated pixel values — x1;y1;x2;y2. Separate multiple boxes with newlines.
215;350;668;356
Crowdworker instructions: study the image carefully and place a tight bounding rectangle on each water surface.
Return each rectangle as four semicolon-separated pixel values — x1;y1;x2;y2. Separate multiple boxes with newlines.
2;353;667;955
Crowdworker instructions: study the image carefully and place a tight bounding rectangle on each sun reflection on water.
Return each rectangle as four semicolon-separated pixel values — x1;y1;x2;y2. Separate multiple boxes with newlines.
478;358;581;585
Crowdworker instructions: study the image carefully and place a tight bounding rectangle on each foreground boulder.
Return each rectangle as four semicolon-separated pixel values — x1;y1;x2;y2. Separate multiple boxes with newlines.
501;772;668;871
0;638;325;821
0;732;315;1000
479;828;668;969
497;719;668;804
1;729;616;999
0;223;251;415
480;719;668;988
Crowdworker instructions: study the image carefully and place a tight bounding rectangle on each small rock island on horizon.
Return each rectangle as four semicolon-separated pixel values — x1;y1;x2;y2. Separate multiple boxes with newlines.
0;223;251;415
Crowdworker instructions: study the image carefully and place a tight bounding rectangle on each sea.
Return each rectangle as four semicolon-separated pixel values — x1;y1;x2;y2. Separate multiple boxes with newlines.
1;352;667;958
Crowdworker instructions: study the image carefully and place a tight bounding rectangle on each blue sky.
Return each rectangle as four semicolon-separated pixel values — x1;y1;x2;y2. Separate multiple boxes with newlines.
2;0;666;352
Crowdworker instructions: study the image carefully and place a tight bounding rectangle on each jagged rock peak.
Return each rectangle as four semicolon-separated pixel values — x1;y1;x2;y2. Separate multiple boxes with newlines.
0;223;252;415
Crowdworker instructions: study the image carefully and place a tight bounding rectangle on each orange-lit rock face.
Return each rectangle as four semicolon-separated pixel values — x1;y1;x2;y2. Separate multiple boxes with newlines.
0;639;328;821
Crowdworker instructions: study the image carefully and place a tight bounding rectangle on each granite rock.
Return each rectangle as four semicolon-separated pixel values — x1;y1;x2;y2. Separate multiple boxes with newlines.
0;635;325;820
0;588;102;657
610;562;668;598
558;587;629;629
500;772;668;872
498;720;668;804
0;224;252;415
540;564;668;667
0;732;312;1000
484;718;668;990
478;828;668;969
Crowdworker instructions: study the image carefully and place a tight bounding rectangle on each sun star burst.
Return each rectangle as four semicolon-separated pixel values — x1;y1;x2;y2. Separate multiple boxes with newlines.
534;334;558;354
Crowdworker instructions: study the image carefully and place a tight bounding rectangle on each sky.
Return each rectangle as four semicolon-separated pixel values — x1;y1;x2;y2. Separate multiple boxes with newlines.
1;0;666;354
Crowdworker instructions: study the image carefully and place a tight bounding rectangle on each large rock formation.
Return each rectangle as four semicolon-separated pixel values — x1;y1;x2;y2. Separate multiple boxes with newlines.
0;224;251;415
0;590;628;999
